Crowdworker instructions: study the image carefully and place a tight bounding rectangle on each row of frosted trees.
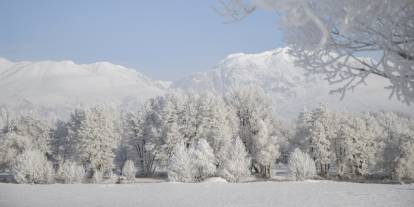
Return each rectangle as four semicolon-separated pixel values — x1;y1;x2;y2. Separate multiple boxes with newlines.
119;89;280;182
0;89;413;183
292;105;414;180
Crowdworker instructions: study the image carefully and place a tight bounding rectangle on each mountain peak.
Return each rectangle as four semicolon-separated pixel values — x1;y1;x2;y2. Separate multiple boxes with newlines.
0;48;412;120
172;48;413;119
0;58;165;110
0;57;11;64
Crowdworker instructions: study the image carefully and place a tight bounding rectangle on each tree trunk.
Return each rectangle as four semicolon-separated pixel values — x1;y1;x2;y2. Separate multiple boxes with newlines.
260;165;271;179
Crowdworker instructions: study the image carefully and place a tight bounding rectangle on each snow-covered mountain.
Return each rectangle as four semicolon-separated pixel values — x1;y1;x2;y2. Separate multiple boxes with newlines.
0;58;166;114
172;48;413;119
0;47;412;120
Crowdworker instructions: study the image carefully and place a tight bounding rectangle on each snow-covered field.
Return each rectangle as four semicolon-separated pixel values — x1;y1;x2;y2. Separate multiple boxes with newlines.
1;181;413;207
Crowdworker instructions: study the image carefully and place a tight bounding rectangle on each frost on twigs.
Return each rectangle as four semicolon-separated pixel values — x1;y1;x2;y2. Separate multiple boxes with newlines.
288;148;316;181
167;142;195;182
218;137;251;182
122;160;136;181
57;161;85;184
92;169;104;184
12;149;55;184
167;139;216;182
219;0;414;104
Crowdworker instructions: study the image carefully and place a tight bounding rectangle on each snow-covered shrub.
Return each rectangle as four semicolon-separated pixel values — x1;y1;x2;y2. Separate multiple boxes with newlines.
219;137;251;182
12;149;54;184
288;148;316;181
167;142;194;182
168;139;217;182
57;161;85;183
105;170;119;184
190;139;217;181
0;133;31;171
122;160;136;181
0;114;52;171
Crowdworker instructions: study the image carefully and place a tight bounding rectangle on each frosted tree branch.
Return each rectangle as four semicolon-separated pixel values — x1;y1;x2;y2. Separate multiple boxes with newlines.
217;0;414;104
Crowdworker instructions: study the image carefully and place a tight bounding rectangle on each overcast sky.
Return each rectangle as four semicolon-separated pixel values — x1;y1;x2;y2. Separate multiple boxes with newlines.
0;0;283;81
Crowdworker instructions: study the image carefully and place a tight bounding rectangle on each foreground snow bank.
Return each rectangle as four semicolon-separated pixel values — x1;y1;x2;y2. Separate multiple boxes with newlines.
0;181;413;207
202;177;228;183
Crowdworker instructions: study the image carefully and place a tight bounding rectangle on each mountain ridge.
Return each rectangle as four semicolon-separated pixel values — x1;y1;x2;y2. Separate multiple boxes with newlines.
171;48;413;119
0;58;166;109
0;48;412;120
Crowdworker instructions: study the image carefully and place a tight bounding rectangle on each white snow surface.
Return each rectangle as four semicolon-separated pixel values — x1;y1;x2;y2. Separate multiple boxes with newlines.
0;181;413;207
202;177;228;183
172;48;413;119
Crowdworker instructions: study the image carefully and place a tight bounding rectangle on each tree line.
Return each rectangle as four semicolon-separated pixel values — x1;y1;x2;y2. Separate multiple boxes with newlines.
0;88;413;184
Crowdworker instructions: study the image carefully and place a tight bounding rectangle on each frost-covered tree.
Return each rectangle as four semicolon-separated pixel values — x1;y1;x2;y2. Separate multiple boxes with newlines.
123;109;147;174
114;139;129;174
309;107;335;176
12;149;54;184
218;0;414;104
0;107;11;133
274;125;293;164
167;139;217;182
190;139;217;181
374;112;404;171
252;119;279;178
191;93;238;167
0;133;32;171
4;114;51;154
122;160;136;181
334;113;376;176
291;109;312;151
370;111;413;178
184;92;240;161
288;148;316;181
92;169;104;183
67;106;118;176
127;91;241;177
167;142;194;182
50;120;75;164
395;136;414;181
293;106;412;179
0;114;52;171
124;94;183;176
175;93;199;147
156;93;184;166
218;137;251;182
228;87;280;178
374;114;414;180
57;161;85;184
173;92;227;148
295;104;336;176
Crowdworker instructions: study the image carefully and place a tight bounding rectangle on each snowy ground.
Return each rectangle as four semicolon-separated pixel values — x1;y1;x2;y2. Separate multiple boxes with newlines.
1;180;413;207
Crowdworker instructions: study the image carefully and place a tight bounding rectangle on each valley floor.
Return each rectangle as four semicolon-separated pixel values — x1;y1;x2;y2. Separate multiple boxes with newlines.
1;180;413;207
